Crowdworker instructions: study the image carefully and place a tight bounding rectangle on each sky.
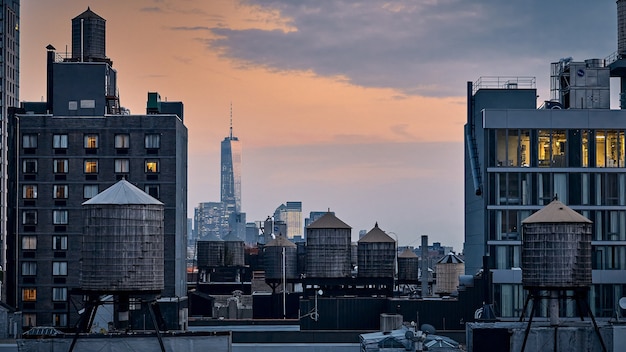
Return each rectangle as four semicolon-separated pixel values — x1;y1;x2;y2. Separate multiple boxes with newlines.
20;0;619;251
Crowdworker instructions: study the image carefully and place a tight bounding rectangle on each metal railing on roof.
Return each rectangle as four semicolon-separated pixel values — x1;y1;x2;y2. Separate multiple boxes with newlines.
473;76;536;94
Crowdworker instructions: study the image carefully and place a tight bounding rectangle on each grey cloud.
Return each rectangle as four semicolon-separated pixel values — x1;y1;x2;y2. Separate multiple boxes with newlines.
171;26;212;31
207;0;616;97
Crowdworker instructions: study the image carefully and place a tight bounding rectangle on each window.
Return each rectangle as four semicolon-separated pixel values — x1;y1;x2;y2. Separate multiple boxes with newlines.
52;262;67;276
115;159;130;173
145;185;160;199
23;159;37;173
23;185;37;199
22;210;37;225
53;210;68;225
52;288;67;301
145;160;159;173
53;185;68;199
53;313;67;327
21;262;36;276
145;134;160;149
53;134;68;149
22;134;37;148
84;160;98;173
22;236;36;250
23;314;36;328
83;185;98;199
22;288;36;301
115;134;130;149
53;159;68;173
84;134;98;148
53;236;67;250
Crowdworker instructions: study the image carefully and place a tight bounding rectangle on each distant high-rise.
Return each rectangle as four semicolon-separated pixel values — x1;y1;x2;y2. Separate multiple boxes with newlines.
0;0;19;302
274;202;303;239
220;107;242;213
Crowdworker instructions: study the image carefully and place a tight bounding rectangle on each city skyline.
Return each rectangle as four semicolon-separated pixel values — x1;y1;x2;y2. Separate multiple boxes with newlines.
19;1;620;251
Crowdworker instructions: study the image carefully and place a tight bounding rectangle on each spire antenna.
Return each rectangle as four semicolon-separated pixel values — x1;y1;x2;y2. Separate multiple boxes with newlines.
229;102;233;139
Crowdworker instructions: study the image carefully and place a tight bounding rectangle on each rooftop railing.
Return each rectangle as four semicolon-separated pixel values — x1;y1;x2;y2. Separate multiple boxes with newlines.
473;76;536;94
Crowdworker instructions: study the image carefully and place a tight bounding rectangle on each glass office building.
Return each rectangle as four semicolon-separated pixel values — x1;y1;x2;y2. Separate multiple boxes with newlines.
465;62;626;318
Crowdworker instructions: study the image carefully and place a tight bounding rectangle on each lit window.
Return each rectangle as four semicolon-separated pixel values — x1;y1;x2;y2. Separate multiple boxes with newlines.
23;159;37;173
22;134;37;148
84;160;98;173
52;288;67;301
84;134;98;149
52;262;67;276
53;313;67;327
22;236;36;250
53;159;68;173
145;160;159;173
115;159;130;173
53;236;67;250
21;262;36;276
53;185;68;199
22;288;36;301
53;210;68;225
115;134;130;149
53;134;68;149
145;134;160;149
145;185;160;199
83;185;98;199
22;210;37;225
23;185;37;199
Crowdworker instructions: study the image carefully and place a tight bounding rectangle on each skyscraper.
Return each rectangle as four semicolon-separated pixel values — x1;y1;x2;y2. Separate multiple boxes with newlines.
0;0;19;300
274;201;303;239
220;106;242;213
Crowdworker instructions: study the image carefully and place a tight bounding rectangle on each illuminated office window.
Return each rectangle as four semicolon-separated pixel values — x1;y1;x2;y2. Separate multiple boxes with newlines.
22;288;36;301
23;185;37;199
145;160;159;173
84;134;98;149
84;160;98;173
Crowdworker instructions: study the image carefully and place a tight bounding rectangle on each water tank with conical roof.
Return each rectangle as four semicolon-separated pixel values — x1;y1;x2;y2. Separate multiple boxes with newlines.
521;200;592;289
305;212;352;278
223;232;245;266
196;232;225;268
397;248;419;281
81;179;164;292
357;223;396;278
264;235;298;280
434;253;465;295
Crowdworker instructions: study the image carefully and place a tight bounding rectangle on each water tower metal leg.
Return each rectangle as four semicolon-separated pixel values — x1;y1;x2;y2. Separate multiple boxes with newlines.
579;293;607;352
519;292;532;322
68;300;99;352
148;301;166;352
520;293;536;352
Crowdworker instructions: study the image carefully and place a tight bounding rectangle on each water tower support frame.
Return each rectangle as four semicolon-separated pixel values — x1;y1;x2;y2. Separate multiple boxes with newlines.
518;288;606;352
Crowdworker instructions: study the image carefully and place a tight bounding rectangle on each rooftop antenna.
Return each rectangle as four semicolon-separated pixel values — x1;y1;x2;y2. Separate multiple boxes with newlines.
229;102;233;139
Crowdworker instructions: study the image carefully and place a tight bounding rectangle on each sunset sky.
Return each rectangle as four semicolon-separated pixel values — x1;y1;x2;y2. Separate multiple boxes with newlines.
20;1;618;250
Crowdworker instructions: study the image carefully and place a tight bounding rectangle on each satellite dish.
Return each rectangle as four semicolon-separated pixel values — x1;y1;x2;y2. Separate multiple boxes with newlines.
619;297;626;310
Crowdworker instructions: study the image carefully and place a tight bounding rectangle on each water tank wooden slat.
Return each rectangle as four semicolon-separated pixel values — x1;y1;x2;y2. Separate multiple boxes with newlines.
264;246;298;280
306;227;351;278
197;241;225;268
81;204;164;292
522;222;592;288
357;242;395;278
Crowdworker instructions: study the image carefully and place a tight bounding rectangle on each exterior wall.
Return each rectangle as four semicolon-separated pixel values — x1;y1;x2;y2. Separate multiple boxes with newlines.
52;62;116;116
11;113;187;328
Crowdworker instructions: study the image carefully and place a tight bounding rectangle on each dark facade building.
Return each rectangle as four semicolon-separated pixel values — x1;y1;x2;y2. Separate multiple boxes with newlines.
8;8;188;329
